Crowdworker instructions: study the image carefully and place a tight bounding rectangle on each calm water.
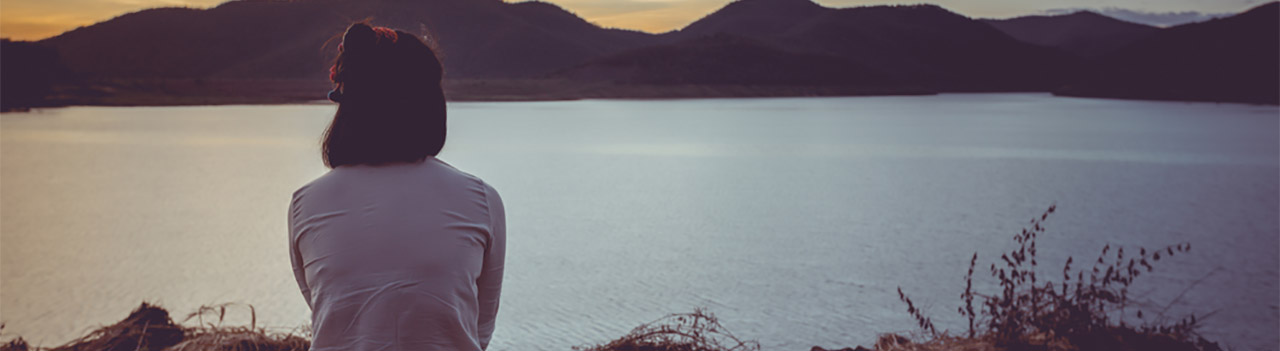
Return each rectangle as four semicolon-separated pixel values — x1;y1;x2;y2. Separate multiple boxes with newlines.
1;94;1277;350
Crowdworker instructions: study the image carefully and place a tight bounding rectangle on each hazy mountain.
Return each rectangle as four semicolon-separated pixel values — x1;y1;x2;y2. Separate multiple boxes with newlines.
665;0;1082;91
1056;2;1279;104
983;12;1160;59
40;0;656;80
1040;8;1236;27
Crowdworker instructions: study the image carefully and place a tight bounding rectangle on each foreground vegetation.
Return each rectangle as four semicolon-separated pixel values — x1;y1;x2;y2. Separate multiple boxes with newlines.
1;303;307;351
889;205;1220;351
1;206;1221;351
571;208;1220;351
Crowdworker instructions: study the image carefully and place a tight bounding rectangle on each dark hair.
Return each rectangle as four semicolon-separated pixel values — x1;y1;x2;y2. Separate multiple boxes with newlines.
322;22;446;168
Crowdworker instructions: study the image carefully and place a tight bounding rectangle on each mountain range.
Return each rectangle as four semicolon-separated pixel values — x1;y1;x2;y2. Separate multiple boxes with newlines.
601;1;1081;92
2;0;1276;108
982;11;1160;59
1057;2;1279;104
39;0;654;80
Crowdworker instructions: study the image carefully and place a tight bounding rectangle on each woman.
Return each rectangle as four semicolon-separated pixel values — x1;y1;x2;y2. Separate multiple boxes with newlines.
288;22;506;351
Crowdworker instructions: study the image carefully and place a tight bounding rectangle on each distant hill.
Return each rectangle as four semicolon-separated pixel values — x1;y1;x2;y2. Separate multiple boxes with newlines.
42;4;341;80
0;39;69;110
677;0;827;40
11;0;1276;104
666;0;1083;91
1055;2;1279;104
558;33;892;86
1040;8;1237;27
40;0;655;80
983;11;1159;59
32;0;1084;97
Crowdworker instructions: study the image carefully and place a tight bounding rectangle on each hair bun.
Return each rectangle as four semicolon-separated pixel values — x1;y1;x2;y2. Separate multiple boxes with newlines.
342;23;378;52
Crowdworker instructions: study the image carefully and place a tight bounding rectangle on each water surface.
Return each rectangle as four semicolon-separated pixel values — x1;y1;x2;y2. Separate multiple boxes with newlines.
2;94;1277;350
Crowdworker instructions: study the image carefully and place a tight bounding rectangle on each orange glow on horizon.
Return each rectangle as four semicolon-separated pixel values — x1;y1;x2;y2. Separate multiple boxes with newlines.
568;0;728;33
0;0;723;40
0;10;111;41
0;0;227;41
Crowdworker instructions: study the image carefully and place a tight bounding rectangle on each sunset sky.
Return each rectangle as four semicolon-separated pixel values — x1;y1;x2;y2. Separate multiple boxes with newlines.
0;0;1266;41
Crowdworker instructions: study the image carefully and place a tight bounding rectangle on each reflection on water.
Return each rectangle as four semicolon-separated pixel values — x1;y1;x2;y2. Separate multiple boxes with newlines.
1;94;1277;350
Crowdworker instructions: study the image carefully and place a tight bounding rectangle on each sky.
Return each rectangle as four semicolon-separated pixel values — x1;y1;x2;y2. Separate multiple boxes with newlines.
0;0;1266;40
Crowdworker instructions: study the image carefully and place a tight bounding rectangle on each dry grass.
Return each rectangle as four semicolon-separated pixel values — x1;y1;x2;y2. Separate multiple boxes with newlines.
167;303;309;351
167;327;307;351
2;206;1228;351
871;334;998;351
0;303;307;351
574;308;760;351
896;204;1222;351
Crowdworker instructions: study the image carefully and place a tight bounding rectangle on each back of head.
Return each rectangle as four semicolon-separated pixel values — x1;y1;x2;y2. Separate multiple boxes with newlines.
322;22;446;168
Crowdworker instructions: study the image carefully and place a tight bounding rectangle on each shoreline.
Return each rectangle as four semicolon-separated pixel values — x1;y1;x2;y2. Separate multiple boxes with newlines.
0;302;1225;351
30;78;936;107
10;78;1273;112
7;78;930;109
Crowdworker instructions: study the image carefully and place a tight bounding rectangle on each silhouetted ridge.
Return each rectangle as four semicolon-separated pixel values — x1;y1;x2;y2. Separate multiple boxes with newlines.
1056;1;1279;104
0;39;69;110
507;1;602;32
983;11;1159;58
678;0;827;38
559;33;891;86
683;3;1083;90
561;2;1081;91
21;0;1277;103
40;0;658;80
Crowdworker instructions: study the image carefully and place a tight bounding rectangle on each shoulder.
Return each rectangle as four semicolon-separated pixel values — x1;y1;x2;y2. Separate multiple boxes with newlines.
430;158;498;191
431;158;503;208
289;167;362;209
291;168;342;199
482;180;503;209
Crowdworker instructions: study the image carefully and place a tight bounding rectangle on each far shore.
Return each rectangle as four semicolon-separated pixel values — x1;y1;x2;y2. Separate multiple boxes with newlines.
7;78;1276;112
12;77;945;110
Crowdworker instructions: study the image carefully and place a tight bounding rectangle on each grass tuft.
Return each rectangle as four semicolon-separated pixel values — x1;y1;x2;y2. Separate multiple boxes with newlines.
896;204;1221;351
0;303;307;351
2;205;1229;351
575;308;760;351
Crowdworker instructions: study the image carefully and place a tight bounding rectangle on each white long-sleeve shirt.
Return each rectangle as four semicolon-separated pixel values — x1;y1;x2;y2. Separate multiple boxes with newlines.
288;158;505;351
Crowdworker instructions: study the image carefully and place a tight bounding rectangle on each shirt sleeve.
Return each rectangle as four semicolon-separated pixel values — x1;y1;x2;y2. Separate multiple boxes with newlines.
476;183;506;350
288;191;314;310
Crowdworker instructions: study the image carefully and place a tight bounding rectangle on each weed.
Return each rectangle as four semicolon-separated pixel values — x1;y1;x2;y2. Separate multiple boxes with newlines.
0;303;307;351
897;205;1219;351
575;308;760;351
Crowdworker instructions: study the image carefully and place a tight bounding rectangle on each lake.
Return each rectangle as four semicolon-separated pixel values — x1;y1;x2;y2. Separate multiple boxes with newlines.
1;94;1277;350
